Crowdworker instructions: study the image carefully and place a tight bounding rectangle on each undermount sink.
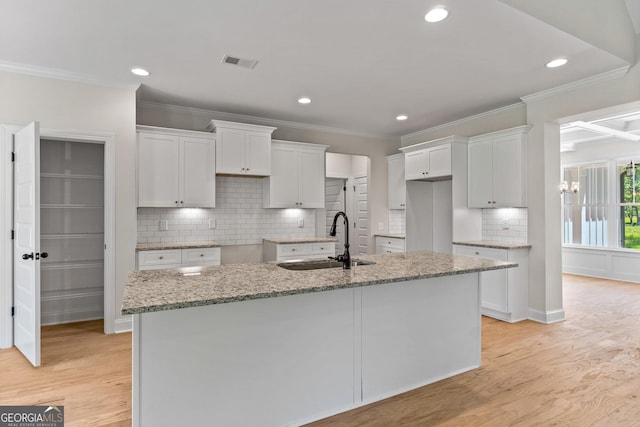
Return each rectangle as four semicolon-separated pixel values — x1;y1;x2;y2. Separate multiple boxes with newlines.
277;258;376;271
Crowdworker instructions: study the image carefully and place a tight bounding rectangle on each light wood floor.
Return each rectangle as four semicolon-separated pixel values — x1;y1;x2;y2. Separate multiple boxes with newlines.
1;274;639;426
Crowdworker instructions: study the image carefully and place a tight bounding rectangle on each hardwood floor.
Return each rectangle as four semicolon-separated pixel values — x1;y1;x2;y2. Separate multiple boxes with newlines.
0;274;638;426
0;320;131;427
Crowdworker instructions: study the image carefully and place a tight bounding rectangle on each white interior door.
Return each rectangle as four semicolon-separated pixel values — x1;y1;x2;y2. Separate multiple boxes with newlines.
353;176;369;255
13;121;41;367
325;178;346;255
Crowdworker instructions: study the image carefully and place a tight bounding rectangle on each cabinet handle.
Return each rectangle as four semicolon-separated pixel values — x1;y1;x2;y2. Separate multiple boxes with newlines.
320;247;324;250
175;201;179;205
475;252;479;255
292;249;296;251
180;201;184;204
159;256;164;260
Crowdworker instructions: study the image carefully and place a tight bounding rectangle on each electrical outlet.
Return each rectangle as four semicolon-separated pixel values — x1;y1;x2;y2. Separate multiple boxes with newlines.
159;220;168;231
502;218;509;229
298;217;304;228
209;219;216;229
378;222;384;230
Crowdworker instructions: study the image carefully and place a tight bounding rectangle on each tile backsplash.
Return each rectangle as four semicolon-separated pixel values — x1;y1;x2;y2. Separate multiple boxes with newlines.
137;176;316;245
389;210;406;234
482;208;528;243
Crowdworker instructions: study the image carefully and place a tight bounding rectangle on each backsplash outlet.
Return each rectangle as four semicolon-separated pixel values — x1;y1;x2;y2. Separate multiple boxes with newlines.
482;208;527;243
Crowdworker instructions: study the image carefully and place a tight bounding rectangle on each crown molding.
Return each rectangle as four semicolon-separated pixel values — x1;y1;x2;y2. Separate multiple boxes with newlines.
400;102;526;144
521;66;631;104
0;60;139;90
137;100;394;141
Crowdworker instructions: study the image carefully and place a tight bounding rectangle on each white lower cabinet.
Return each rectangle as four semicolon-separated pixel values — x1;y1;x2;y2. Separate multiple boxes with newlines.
375;236;405;254
264;241;335;262
137;247;221;270
452;244;529;322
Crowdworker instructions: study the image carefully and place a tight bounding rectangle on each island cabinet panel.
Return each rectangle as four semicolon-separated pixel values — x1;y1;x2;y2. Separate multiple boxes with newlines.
131;272;483;427
133;288;357;427
360;274;480;401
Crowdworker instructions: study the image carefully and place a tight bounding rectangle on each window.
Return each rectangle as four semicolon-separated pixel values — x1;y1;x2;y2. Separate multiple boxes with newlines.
562;163;608;247
618;160;640;249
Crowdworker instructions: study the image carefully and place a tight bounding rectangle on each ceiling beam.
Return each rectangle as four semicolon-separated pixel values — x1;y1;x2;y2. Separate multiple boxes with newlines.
569;121;640;142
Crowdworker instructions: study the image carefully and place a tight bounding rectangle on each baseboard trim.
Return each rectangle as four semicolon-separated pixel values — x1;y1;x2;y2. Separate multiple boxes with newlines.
528;308;566;324
113;316;132;333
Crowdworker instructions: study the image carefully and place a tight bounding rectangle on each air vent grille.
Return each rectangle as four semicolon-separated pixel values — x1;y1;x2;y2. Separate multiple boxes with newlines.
221;55;258;69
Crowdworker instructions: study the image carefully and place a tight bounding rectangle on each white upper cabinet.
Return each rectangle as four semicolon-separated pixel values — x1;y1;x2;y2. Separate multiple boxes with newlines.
137;127;215;208
209;120;276;176
468;126;531;208
263;140;328;208
401;142;452;181
387;153;406;209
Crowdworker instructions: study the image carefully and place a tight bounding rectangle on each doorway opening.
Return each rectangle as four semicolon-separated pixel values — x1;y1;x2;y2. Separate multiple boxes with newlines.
40;138;105;325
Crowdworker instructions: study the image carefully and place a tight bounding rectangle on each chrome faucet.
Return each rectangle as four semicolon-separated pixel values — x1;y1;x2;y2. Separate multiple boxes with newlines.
329;211;351;269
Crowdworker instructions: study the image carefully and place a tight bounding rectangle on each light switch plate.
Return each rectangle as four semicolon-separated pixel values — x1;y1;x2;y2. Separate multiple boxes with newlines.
298;217;304;228
502;218;509;229
159;220;168;231
209;219;216;229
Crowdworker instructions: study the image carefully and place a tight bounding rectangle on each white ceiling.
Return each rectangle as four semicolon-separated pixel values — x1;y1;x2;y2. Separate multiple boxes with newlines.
1;0;637;137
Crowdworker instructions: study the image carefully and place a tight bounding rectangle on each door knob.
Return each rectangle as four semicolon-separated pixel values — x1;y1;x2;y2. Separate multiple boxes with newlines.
40;252;48;259
22;253;34;260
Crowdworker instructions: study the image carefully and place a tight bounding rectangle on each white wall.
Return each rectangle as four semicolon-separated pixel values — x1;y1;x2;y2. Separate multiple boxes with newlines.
0;71;137;335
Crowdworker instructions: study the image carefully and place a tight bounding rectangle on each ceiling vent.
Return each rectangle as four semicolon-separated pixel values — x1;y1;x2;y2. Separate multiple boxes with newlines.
221;54;258;69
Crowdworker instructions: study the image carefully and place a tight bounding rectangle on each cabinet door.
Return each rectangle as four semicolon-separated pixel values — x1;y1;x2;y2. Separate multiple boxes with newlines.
215;128;245;174
182;137;215;208
468;140;494;208
299;150;325;208
138;133;180;207
493;135;526;207
268;147;300;207
404;150;428;180
426;144;451;179
244;131;271;175
388;155;406;209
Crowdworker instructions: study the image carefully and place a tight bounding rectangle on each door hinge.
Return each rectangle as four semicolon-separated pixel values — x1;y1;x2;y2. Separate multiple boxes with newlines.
343;186;346;192
11;230;14;240
11;152;15;162
353;185;356;192
11;306;14;317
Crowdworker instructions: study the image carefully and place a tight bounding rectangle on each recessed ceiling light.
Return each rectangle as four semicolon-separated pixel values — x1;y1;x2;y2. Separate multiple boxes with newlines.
546;58;568;68
425;6;448;23
131;67;150;76
298;97;311;104
396;114;408;121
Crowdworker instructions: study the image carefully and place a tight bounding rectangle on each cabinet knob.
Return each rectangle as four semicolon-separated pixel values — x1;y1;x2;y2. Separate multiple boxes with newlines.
292;249;296;251
475;252;480;255
175;201;179;205
487;201;492;204
200;254;204;257
159;256;164;259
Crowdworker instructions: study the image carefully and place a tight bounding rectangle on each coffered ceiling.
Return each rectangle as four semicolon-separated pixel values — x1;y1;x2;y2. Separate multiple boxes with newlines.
1;0;638;136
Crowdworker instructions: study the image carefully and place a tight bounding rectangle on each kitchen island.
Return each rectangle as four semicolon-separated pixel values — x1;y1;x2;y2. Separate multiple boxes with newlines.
122;251;516;427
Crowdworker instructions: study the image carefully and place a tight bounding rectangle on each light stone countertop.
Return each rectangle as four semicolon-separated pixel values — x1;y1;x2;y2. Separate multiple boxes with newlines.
122;251;516;315
453;240;532;250
373;234;406;239
262;237;337;244
136;241;222;251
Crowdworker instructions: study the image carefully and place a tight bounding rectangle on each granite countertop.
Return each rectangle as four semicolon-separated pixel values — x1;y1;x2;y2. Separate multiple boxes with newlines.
374;234;406;239
453;240;532;250
122;251;516;315
263;237;337;244
136;241;222;251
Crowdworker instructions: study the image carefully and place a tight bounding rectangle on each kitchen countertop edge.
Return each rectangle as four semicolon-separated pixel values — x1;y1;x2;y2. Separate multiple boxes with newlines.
122;252;517;315
453;240;532;250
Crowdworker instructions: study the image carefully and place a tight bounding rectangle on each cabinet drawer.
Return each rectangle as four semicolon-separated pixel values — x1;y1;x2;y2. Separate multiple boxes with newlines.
453;245;507;261
277;243;313;257
138;249;182;269
375;237;405;251
182;248;221;265
311;243;334;254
